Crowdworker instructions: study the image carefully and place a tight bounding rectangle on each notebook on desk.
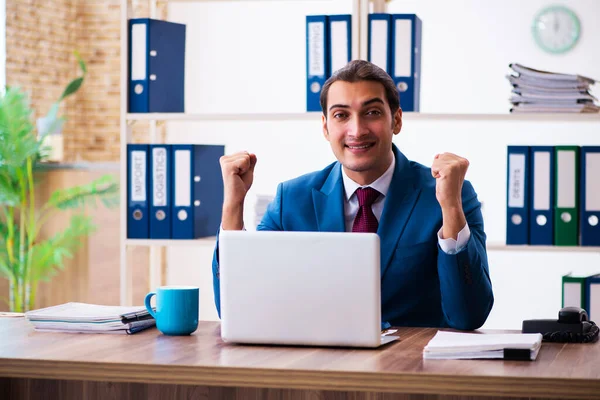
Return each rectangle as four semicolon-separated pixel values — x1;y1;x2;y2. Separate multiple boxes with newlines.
218;230;398;348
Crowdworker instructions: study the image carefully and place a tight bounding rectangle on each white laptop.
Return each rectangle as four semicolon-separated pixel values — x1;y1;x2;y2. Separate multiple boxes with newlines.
218;230;398;348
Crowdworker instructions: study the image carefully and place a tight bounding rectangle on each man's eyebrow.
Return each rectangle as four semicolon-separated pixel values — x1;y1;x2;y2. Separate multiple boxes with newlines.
362;97;385;106
328;103;350;111
328;97;385;112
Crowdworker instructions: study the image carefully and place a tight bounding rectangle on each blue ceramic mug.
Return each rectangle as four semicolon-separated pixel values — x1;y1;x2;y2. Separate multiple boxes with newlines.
145;286;199;335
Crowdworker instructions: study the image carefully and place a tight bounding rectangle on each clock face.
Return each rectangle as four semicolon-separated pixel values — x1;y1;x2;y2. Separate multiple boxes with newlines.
532;6;581;54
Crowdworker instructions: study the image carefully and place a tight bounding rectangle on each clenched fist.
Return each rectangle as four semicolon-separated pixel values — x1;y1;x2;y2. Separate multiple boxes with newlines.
220;151;257;230
220;151;257;206
431;152;469;211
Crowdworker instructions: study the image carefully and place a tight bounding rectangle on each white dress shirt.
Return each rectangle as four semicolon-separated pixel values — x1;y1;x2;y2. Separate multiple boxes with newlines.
341;152;470;255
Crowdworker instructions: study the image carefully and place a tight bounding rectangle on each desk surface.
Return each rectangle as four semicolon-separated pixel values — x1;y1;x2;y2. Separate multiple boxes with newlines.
0;319;599;399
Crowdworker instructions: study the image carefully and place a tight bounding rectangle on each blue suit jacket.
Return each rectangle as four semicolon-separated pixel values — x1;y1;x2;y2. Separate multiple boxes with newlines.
212;145;494;330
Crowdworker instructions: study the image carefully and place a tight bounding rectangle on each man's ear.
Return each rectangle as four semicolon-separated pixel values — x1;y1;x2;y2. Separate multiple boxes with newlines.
392;108;402;135
322;114;330;141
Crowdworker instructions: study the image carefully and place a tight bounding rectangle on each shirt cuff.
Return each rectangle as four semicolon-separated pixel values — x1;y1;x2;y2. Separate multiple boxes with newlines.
437;224;470;255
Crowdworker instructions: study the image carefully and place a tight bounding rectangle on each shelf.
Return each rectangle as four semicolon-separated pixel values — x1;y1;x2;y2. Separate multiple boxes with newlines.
126;113;322;122
487;243;600;253
125;112;600;123
126;238;216;247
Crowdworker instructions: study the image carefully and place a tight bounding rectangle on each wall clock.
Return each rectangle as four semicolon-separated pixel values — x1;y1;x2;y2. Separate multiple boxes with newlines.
532;5;581;54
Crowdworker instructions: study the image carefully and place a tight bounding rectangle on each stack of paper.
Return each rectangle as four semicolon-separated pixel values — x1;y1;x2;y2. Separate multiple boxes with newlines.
254;194;274;228
506;63;599;113
25;302;156;334
423;331;543;361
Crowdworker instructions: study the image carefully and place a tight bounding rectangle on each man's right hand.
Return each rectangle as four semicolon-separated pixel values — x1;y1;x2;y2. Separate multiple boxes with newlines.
220;151;257;230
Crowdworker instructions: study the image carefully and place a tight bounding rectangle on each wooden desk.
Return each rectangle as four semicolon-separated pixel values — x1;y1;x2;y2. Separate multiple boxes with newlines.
0;319;598;400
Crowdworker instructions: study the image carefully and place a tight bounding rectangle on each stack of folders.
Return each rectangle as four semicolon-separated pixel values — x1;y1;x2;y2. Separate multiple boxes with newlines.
25;303;156;334
254;194;275;228
562;273;600;323
423;331;543;361
507;63;599;113
127;144;224;240
506;145;600;247
306;14;352;112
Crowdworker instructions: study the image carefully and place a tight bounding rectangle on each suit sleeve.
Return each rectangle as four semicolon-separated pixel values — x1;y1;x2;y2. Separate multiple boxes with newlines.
437;180;494;330
211;183;284;318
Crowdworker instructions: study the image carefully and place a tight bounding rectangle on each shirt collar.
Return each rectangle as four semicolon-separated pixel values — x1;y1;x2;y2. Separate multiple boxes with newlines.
341;151;396;201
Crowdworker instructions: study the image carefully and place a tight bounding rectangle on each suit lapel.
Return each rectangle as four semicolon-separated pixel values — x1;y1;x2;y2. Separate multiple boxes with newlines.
378;146;422;278
312;163;345;232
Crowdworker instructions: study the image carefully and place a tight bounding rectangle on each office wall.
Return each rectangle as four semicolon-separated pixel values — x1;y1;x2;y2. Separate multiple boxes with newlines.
5;0;165;162
163;0;600;328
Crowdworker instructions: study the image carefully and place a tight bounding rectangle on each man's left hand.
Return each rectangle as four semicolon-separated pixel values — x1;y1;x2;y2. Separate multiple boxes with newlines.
431;152;469;211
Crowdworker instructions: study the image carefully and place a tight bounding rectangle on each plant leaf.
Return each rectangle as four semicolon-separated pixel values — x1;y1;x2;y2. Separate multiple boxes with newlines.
59;78;84;102
45;174;119;211
29;214;96;282
74;50;87;75
0;174;20;206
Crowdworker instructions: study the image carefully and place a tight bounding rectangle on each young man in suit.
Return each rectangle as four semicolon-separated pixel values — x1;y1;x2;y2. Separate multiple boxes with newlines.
213;60;493;330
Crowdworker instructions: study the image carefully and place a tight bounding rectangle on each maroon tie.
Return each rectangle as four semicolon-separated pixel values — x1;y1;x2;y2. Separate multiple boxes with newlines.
352;187;380;233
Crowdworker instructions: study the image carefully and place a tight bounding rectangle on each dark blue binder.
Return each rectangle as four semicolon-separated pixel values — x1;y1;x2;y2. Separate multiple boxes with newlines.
529;146;555;245
506;146;530;245
306;15;329;112
149;144;171;239
367;14;392;73
127;144;149;239
586;275;600;322
128;18;186;113
171;144;194;239
327;15;351;76
580;146;600;246
171;145;224;239
390;14;422;112
192;145;225;238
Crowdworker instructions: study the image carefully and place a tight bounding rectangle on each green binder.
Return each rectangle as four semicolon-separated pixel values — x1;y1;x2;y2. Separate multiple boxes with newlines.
562;274;588;309
554;146;580;246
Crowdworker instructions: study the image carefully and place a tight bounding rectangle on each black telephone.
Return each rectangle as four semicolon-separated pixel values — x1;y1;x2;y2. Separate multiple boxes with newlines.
522;306;599;343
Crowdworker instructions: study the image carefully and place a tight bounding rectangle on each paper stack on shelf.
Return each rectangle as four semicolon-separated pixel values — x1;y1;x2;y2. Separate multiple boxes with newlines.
506;63;599;113
25;302;156;334
254;194;274;228
423;331;543;361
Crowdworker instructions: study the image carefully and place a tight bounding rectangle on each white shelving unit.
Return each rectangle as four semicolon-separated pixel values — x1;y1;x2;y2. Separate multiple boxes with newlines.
119;0;600;306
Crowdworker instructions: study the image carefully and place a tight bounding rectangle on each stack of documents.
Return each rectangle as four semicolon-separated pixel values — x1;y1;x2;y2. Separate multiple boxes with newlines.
423;331;543;361
25;302;156;334
254;194;274;228
507;63;599;113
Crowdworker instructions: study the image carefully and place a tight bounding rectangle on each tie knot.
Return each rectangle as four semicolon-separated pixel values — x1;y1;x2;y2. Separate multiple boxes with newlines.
355;187;380;207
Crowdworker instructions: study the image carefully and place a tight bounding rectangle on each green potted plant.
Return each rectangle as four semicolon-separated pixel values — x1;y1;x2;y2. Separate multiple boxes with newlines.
0;52;119;312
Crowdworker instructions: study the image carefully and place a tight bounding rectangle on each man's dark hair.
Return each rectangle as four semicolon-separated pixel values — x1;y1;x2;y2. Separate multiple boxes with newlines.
319;59;400;117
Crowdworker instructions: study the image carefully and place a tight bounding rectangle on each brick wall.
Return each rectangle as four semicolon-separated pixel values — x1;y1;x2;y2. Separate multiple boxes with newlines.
6;0;167;162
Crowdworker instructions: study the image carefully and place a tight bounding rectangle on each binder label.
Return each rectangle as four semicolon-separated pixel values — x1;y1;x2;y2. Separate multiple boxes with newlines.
153;147;167;207
586;153;600;211
508;154;525;208
394;19;412;77
533;151;550;210
174;150;191;207
131;151;146;202
308;22;325;77
370;20;388;72
563;282;582;308
330;21;349;74
557;150;576;208
132;23;147;80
